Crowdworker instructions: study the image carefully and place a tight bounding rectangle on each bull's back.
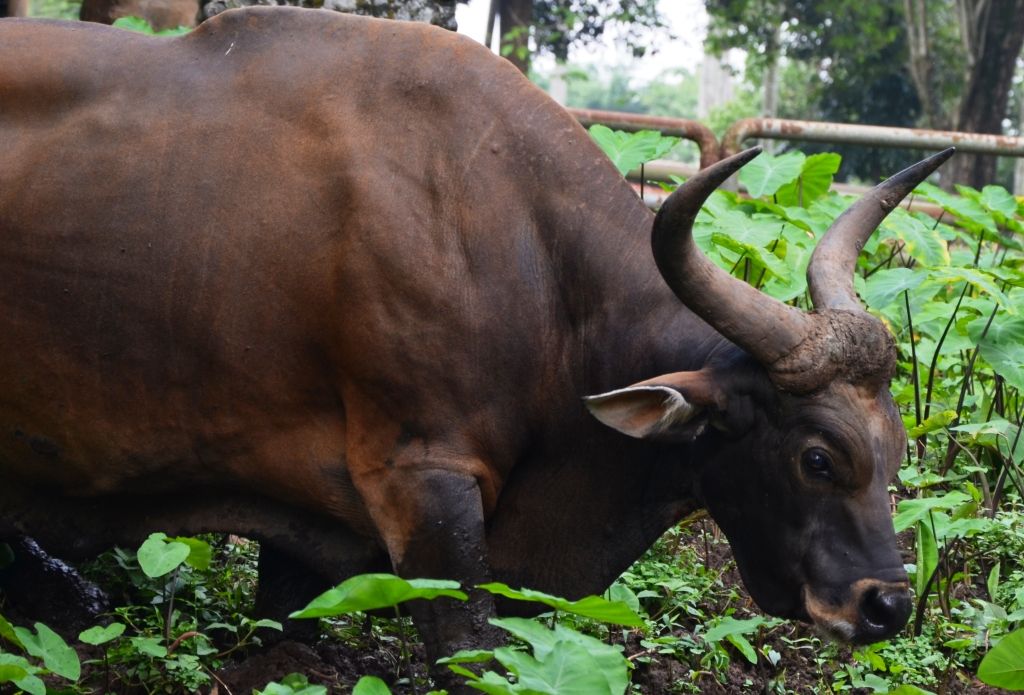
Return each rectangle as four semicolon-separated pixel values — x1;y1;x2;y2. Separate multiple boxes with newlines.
0;9;555;505
0;11;385;500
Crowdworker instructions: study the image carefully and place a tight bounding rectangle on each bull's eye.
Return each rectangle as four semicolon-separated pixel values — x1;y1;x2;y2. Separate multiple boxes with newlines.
801;448;834;480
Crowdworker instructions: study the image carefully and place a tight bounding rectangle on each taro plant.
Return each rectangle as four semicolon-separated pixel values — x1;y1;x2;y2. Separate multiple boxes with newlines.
289;572;643;695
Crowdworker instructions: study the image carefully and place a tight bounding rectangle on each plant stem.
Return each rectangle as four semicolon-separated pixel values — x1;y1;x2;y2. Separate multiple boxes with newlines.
393;608;419;695
165;565;180;643
941;301;1000;475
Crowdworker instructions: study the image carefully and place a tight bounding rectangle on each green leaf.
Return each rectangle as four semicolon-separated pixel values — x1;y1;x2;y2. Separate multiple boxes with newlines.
78;622;126;646
739;151;805;198
0;663;29;683
353;676;392;695
290;574;466;619
437;649;495;665
988;562;1001;602
775;152;842;207
702;615;768;645
916;182;997;236
607;583;641;615
130;636;168;658
0;655;44;695
0;613;23;649
915;521;939;599
588;125;680;176
478;583;644;627
726;633;759;664
14;623;80;680
893;492;970;533
710;232;792;282
862;267;927;311
879;210;949;267
927;268;1012;312
137;532;191;578
978;627;1024;689
489;617;629;694
112;15;190;35
171;537;213;570
886;686;936;695
981;185;1018;218
495;640;622;695
112;15;158;32
907;410;957;438
967;315;1024;392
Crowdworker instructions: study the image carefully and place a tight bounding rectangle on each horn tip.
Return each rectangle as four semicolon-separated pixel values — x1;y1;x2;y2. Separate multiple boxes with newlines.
733;146;762;164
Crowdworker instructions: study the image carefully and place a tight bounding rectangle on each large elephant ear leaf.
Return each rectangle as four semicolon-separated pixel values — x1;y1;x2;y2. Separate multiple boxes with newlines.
775;153;841;207
739;151;805;198
977;627;1024;689
588;125;680;176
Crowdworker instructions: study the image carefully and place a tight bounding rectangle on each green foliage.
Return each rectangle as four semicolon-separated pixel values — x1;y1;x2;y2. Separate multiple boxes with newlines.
587;125;681;176
700;615;774;665
529;0;666;62
111;16;191;36
703;0;926;183
290;574;467;619
443;617;629;695
136;531;193;577
774;152;842;207
14;622;80;680
477;582;645;626
738;150;806;198
78;622;126;646
352;675;392;695
978;628;1024;689
257;672;330;695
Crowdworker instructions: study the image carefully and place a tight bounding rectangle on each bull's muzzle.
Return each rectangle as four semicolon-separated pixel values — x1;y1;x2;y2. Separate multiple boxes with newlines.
804;578;912;644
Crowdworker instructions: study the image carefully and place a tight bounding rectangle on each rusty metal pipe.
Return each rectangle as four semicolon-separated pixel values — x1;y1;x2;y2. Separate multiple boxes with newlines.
568;107;720;170
721;117;1024;159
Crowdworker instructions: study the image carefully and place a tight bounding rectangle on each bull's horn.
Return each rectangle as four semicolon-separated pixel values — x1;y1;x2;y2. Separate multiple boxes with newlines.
651;147;813;368
807;148;955;312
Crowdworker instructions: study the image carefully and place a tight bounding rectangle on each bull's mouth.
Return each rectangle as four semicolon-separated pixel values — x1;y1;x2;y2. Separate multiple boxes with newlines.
802;579;912;644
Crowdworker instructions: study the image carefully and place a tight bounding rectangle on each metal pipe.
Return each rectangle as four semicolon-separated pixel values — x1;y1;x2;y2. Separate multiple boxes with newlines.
568;107;720;170
721;117;1024;159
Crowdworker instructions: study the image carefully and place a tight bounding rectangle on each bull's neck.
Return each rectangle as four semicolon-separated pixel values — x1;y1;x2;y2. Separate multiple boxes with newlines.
542;177;730;392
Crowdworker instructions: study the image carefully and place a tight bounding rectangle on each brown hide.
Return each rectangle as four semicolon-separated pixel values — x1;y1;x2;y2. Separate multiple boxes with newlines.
80;0;198;30
0;8;923;680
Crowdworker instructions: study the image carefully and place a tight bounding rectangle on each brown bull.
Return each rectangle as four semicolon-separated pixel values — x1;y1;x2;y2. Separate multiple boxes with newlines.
0;7;947;685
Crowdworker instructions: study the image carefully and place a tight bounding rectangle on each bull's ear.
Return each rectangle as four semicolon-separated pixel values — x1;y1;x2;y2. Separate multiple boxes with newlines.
584;370;726;442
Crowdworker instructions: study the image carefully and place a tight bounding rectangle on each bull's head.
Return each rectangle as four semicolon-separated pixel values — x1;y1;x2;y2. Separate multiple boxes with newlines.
586;148;954;643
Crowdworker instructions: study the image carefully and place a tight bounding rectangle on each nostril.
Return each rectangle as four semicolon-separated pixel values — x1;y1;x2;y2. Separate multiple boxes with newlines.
860;586;912;630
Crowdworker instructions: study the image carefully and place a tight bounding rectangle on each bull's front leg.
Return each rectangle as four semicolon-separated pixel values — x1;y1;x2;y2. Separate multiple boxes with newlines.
352;455;505;687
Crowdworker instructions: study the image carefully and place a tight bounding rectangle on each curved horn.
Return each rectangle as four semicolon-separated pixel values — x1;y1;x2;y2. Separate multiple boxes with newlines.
808;148;955;312
652;147;813;367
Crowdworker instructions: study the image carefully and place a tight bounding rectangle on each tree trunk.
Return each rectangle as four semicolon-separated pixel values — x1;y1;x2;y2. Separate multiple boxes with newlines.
904;0;947;129
1015;87;1024;195
3;0;29;16
947;0;1024;187
761;24;781;153
498;0;532;74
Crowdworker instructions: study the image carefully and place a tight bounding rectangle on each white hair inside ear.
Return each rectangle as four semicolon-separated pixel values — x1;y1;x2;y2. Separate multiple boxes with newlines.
584;385;704;441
